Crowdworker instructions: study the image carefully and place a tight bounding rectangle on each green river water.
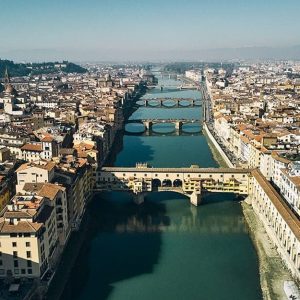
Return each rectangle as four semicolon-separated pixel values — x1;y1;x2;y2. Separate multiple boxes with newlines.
60;75;262;300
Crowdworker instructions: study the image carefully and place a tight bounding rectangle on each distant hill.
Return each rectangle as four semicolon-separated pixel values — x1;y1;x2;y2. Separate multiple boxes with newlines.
0;59;87;78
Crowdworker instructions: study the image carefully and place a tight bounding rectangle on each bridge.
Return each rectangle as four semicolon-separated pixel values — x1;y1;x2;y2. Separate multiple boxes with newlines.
159;72;179;79
96;164;252;206
125;130;203;137
125;119;200;132
137;98;202;108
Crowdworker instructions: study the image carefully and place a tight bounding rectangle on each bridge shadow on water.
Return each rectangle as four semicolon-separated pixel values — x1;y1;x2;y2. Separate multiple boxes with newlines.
201;192;245;206
60;191;170;300
54;191;255;300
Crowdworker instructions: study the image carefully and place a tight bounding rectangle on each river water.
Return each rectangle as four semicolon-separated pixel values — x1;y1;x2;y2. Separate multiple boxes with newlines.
61;75;262;300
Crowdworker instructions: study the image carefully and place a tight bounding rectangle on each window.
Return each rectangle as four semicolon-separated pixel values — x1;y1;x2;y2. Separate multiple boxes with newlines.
10;233;17;238
26;242;30;247
14;260;18;268
27;269;32;274
24;233;30;237
27;260;32;268
26;251;31;258
12;242;17;247
13;251;18;258
21;269;26;275
14;269;19;275
0;260;2;266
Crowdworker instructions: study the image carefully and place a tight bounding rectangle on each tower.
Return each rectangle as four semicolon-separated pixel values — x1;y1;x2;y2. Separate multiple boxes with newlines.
4;67;10;86
3;68;17;114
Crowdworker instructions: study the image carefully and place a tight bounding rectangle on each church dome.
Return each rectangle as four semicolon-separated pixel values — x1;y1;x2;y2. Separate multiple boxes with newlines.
5;84;17;95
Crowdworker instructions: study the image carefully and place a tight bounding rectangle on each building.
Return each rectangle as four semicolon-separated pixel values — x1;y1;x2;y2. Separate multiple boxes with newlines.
0;195;58;278
16;161;55;193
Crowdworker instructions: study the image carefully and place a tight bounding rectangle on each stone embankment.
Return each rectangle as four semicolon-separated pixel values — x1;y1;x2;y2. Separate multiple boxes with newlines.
202;122;234;167
201;92;298;299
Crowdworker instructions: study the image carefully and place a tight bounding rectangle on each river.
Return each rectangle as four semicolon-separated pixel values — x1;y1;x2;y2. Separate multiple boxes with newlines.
60;74;262;300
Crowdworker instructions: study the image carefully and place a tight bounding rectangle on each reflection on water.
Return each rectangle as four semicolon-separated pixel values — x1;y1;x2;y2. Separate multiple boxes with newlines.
114;194;247;235
125;123;202;135
61;191;261;300
60;74;262;300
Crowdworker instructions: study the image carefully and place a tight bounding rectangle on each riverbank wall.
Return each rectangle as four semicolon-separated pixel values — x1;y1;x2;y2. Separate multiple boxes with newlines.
202;122;234;168
202;120;299;300
199;84;299;299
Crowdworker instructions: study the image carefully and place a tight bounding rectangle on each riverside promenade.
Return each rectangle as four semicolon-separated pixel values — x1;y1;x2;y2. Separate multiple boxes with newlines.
201;78;300;300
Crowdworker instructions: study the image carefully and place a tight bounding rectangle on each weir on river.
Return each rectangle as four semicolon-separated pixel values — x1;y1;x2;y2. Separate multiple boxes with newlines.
60;74;262;300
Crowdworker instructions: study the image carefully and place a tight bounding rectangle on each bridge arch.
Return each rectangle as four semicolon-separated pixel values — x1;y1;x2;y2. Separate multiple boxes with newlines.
178;100;191;107
147;99;160;107
162;179;172;187
173;179;183;187
181;122;201;133
136;99;146;106
124;121;146;134
152;178;161;187
151;122;176;134
161;99;177;108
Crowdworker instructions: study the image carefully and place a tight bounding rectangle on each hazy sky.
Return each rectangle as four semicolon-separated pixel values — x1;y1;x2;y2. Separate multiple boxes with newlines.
1;0;300;61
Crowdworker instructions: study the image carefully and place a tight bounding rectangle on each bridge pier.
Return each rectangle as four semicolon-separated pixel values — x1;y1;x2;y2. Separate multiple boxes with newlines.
175;121;183;131
133;192;146;205
190;190;202;206
143;121;153;131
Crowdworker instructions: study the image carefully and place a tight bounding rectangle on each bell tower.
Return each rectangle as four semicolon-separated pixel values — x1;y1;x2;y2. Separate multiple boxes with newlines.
4;67;10;86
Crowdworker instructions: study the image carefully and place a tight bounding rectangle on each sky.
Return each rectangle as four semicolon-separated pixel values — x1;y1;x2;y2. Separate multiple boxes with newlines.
1;0;300;61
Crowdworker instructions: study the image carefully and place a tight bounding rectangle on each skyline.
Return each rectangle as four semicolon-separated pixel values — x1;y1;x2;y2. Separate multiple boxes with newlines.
1;0;300;61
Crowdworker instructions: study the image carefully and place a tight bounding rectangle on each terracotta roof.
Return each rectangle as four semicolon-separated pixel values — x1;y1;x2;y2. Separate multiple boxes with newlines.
21;143;43;152
0;220;43;233
251;169;300;240
4;210;35;218
22;182;65;200
41;136;54;142
271;152;291;164
281;169;300;189
16;161;55;173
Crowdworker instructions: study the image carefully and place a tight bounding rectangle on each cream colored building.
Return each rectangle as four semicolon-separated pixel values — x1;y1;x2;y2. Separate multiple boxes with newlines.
16;161;55;193
251;170;300;280
0;195;58;278
278;162;300;218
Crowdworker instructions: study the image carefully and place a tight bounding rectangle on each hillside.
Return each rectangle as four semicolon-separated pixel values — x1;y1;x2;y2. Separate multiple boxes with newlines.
0;59;87;78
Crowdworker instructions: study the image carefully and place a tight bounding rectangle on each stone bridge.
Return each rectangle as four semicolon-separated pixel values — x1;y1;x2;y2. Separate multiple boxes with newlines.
96;164;252;206
125;119;200;132
137;98;202;108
